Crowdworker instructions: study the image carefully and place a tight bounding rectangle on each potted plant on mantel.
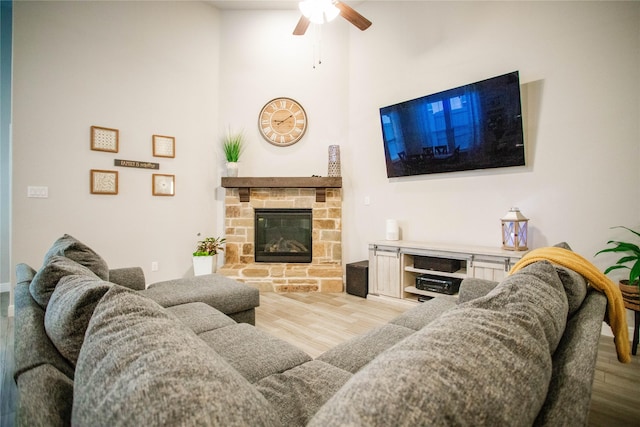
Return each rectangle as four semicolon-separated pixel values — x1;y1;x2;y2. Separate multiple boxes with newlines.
193;236;226;276
222;128;245;178
596;226;640;311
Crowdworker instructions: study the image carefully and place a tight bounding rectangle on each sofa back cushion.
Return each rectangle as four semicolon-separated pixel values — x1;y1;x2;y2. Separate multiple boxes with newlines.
554;266;588;315
310;261;569;426
551;242;588;314
43;234;109;281
44;274;113;366
73;285;281;426
30;256;98;309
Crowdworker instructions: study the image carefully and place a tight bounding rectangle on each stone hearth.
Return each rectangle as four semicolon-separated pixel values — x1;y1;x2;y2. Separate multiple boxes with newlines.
219;178;342;293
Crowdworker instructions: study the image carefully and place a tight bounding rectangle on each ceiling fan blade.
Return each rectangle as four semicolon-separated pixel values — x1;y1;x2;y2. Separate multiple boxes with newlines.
335;1;372;31
293;15;311;35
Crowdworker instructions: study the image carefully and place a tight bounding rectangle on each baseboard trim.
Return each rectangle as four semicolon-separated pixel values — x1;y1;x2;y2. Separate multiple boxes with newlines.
601;320;635;340
601;322;613;337
0;282;9;292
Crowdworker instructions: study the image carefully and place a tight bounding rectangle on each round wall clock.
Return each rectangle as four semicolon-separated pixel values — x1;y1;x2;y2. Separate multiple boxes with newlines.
258;97;308;146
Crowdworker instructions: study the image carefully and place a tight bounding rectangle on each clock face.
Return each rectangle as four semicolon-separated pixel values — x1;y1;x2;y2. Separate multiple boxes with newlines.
258;97;307;146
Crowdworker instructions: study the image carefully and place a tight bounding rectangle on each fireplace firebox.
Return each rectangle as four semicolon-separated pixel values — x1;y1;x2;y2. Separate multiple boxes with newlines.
254;209;312;263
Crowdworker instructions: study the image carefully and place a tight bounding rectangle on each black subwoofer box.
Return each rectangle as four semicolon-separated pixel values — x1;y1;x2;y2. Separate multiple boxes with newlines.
346;260;369;298
414;256;461;273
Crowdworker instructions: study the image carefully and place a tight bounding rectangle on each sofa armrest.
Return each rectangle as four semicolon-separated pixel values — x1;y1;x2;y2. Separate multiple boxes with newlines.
535;289;607;425
108;267;146;290
458;278;499;304
13;282;75;381
16;263;37;285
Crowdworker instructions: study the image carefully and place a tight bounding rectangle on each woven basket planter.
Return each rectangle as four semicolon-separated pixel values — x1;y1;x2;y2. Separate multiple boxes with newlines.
619;281;640;311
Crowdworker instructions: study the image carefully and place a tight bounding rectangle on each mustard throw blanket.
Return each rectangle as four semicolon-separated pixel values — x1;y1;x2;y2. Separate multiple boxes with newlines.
510;247;631;363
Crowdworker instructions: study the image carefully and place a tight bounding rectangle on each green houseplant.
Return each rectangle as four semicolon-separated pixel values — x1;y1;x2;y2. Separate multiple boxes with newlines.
222;128;245;177
192;236;226;276
193;236;226;257
596;226;640;311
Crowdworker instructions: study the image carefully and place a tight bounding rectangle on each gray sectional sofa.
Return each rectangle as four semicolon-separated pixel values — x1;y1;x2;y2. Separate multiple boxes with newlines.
14;236;609;426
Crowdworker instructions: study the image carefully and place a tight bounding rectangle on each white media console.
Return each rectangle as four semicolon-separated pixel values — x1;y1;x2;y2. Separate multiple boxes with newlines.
368;241;528;304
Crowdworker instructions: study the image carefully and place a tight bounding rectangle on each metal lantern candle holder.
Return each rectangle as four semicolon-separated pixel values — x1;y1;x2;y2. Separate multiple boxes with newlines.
501;207;529;251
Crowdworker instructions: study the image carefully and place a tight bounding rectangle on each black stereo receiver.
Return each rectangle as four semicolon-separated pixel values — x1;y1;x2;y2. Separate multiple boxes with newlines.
415;274;462;295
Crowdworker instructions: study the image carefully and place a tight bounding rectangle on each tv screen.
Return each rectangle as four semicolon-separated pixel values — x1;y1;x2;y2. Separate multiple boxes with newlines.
379;71;525;178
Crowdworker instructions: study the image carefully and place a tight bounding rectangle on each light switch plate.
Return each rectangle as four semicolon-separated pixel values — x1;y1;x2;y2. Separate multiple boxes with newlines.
27;186;48;198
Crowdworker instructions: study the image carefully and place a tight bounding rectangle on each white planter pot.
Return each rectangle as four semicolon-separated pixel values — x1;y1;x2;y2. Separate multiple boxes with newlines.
193;255;216;276
226;162;239;177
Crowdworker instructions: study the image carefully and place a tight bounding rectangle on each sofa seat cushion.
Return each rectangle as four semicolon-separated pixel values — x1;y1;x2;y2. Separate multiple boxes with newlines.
44;274;113;365
309;261;569;426
166;302;236;334
257;360;352;427
42;234;109;281
73;285;281;426
30;256;98;309
199;323;312;383
317;324;415;374
16;364;73;427
389;297;457;330
140;273;259;317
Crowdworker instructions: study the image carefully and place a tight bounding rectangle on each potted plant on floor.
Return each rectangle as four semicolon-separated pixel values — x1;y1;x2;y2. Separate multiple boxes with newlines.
222;128;245;177
596;226;640;311
193;236;226;276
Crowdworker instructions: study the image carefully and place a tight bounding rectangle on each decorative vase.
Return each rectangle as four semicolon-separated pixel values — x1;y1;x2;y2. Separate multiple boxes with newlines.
226;162;239;177
193;255;216;276
328;145;341;177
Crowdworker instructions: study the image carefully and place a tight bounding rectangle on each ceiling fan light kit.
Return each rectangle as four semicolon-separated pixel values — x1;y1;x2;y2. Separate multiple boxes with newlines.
299;0;340;24
293;0;372;35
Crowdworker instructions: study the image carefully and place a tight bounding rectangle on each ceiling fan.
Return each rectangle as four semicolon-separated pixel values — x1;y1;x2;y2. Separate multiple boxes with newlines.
293;0;372;36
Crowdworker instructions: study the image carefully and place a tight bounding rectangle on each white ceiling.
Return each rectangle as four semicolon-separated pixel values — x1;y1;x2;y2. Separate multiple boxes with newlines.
207;0;364;11
207;1;299;10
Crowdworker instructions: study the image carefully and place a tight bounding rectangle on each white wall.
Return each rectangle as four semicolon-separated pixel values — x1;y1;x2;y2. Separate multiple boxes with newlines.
218;2;640;275
10;1;640;309
218;10;349;177
11;1;222;299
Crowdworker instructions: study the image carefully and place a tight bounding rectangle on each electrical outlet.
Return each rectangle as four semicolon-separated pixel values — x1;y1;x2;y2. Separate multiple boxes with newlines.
151;261;159;271
364;196;371;206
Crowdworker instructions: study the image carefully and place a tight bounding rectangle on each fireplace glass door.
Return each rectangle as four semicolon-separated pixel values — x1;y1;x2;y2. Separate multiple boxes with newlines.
254;209;312;263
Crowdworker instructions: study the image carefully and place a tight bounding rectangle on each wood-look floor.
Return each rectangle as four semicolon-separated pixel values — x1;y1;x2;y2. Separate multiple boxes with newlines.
1;291;639;426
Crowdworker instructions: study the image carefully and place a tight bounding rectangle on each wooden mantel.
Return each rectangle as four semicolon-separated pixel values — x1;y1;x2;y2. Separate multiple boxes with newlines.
221;177;342;202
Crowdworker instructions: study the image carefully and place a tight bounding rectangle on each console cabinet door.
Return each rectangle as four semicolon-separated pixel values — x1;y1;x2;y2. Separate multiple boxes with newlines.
369;248;401;298
468;260;508;281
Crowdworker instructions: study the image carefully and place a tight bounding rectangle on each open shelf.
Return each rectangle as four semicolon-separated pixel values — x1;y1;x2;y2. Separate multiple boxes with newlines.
404;266;466;279
404;286;459;301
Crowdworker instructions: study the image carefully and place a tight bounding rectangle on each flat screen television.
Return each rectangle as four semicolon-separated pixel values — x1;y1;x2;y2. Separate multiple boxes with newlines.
379;71;525;178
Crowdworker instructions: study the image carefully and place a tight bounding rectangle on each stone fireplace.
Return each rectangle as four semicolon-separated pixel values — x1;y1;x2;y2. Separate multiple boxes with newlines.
219;177;343;292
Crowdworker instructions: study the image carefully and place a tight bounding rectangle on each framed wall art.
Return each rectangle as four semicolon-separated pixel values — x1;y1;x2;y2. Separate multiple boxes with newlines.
90;169;118;195
91;126;119;153
152;174;175;196
152;135;175;158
